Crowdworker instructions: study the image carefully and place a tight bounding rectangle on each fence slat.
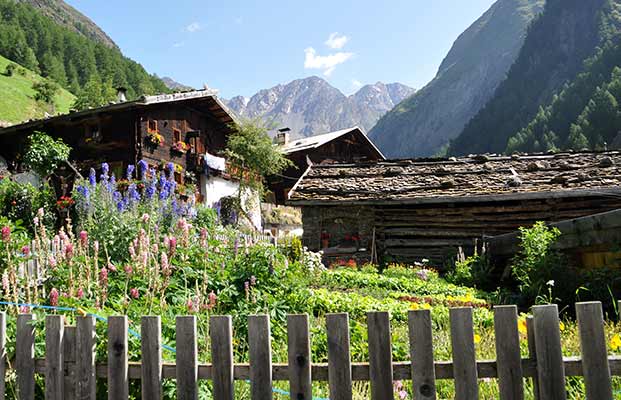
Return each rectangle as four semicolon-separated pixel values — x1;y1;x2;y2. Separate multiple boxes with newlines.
76;316;96;400
449;307;478;400
211;316;234;400
367;311;393;400
533;304;566;400
494;305;524;400
141;316;162;400
526;317;540;400
176;316;198;400
63;326;76;400
288;314;312;400
576;302;613;400
409;309;436;400
108;316;128;400
248;315;273;400
45;315;64;400
16;313;35;400
327;313;353;400
0;312;6;400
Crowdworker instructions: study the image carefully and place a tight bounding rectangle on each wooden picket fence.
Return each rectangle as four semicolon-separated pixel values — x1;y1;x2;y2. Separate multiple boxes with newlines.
0;301;619;399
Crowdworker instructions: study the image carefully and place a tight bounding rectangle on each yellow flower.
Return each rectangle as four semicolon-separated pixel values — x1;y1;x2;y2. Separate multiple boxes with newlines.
610;334;621;351
422;303;432;310
474;334;481;344
518;318;528;335
410;303;419;311
559;321;565;332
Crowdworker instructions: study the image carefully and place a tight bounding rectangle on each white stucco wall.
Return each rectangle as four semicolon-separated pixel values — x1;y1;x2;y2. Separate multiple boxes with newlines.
200;174;262;230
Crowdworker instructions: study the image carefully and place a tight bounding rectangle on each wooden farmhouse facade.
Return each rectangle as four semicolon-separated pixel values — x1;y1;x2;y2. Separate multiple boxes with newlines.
268;126;385;204
0;90;251;211
287;152;621;267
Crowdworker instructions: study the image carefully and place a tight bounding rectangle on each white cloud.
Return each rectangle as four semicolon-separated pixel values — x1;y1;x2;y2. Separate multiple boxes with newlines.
351;79;363;89
185;22;202;33
325;32;349;49
304;47;354;77
173;42;185;48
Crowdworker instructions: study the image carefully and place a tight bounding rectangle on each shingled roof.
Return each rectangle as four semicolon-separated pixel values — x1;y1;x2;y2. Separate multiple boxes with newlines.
288;152;621;205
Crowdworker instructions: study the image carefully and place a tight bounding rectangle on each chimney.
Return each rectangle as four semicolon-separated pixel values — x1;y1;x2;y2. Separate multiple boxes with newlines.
116;87;127;103
275;127;291;145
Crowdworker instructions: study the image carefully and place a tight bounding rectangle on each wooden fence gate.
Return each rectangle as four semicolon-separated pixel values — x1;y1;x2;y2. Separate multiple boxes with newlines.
0;301;620;399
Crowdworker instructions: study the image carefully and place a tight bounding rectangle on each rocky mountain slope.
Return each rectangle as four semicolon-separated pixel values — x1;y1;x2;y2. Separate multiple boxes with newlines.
368;0;545;158
17;0;118;49
161;76;194;91
225;77;414;137
450;0;621;155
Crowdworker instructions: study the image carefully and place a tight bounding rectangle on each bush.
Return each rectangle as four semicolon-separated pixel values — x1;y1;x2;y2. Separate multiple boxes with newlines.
3;63;16;77
446;254;495;290
194;205;218;231
0;179;56;233
23;132;71;178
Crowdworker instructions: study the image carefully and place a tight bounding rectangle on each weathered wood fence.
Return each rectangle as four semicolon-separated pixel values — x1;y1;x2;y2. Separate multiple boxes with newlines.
0;301;620;399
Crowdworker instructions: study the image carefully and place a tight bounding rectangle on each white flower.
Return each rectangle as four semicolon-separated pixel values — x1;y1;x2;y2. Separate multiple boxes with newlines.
546;280;555;287
421;258;429;264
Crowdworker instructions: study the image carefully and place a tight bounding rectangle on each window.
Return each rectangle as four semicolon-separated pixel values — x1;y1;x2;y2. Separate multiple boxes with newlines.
148;120;158;133
173;128;181;143
85;124;101;143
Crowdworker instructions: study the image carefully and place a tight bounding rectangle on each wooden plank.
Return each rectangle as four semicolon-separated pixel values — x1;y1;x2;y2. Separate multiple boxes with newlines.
0;312;6;400
408;309;436;400
575;302;613;399
76;316;96;400
63;326;76;400
326;313;353;400
367;311;393;400
141;316;162;400
449;307;478;400
211;316;234;400
526;317;540;400
494;305;524;400
45;315;64;400
107;316;128;400
176;316;198;400
532;305;566;400
248;315;273;400
287;314;312;400
16;314;35;400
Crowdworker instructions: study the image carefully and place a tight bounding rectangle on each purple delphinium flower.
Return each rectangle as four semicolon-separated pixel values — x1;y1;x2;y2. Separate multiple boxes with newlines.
88;168;96;186
138;160;148;180
128;184;140;202
145;185;155;200
112;191;122;203
126;164;135;180
107;173;116;193
166;162;174;177
101;162;109;181
76;185;90;200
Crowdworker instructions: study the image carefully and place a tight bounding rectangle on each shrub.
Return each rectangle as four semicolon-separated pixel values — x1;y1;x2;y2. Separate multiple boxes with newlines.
446;254;495;290
22;132;71;178
194;205;218;231
3;63;16;77
0;179;56;233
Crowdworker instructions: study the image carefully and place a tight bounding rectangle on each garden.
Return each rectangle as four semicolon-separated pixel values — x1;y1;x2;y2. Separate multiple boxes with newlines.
0;132;620;399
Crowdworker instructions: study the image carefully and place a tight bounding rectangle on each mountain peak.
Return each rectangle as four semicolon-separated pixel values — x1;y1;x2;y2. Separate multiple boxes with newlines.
225;77;414;137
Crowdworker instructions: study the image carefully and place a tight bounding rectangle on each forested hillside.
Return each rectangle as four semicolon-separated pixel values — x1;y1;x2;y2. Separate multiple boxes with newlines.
0;0;168;107
450;0;621;155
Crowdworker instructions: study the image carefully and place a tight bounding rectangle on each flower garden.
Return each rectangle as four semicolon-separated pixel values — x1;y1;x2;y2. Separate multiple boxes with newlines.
0;161;621;399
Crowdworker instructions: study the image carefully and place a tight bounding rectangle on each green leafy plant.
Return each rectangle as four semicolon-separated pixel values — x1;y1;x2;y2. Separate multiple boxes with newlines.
32;79;59;105
22;132;71;178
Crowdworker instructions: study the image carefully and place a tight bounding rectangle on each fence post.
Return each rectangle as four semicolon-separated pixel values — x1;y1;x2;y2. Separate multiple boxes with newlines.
526;317;540;400
326;313;353;400
176;316;198;400
45;315;64;400
449;307;478;400
0;312;6;400
494;305;524;400
141;316;162;400
16;313;35;400
532;304;566;400
288;314;312;400
76;316;96;400
211;316;234;400
367;311;393;400
575;302;613;400
63;326;76;400
108;316;128;400
248;315;273;400
408;309;436;400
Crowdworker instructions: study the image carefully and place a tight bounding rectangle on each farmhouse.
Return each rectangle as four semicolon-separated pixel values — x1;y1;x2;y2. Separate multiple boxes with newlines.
0;89;256;218
287;152;621;266
268;126;385;204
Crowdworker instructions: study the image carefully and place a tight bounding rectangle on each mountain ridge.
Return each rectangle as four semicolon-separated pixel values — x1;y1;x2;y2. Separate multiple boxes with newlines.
225;76;415;137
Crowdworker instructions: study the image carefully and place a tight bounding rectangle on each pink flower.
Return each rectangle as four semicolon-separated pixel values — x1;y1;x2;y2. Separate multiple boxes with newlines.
168;236;177;254
129;244;135;258
208;291;217;310
37;208;44;218
129;288;139;299
79;231;88;247
142;213;150;223
2;226;11;243
99;267;108;285
186;297;199;313
161;252;169;271
33;217;39;226
200;228;208;240
2;273;8;291
64;243;74;259
21;245;30;257
76;288;84;299
48;256;57;268
93;241;99;254
49;288;59;307
250;275;256;286
108;263;117;272
19;306;29;314
124;265;133;275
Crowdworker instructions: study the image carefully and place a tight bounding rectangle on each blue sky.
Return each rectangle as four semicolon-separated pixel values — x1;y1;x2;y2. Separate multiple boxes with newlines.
65;0;496;98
